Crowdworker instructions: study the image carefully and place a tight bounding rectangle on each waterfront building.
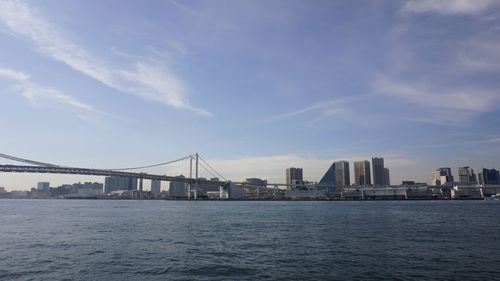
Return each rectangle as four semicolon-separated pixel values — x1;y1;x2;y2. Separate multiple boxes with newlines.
432;168;454;186
318;162;336;191
482;168;500;185
245;178;267;188
228;183;245;199
335;161;350;187
384;168;390;186
169;175;189;198
458;166;477;185
285;189;326;199
286;167;303;190
438;168;454;182
199;178;220;193
432;171;441;185
372;157;385;186
151;180;161;196
72;182;103;191
37;182;50;192
354;160;371;186
104;176;138;193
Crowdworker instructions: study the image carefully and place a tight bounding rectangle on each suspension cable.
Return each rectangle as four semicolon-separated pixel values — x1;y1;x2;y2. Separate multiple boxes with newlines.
0;153;60;167
197;161;218;179
106;155;194;171
198;155;226;181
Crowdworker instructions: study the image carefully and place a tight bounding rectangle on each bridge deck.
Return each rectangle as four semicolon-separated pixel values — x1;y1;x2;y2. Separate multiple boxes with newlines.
0;165;224;185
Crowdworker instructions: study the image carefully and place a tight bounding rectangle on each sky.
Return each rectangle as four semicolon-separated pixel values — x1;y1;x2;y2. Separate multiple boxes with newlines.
1;0;500;190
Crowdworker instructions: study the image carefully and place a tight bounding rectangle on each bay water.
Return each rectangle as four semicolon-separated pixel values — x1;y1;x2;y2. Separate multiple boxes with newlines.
1;199;499;280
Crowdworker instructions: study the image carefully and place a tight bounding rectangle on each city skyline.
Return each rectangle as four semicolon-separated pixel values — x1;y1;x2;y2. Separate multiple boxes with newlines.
1;0;500;189
2;150;498;191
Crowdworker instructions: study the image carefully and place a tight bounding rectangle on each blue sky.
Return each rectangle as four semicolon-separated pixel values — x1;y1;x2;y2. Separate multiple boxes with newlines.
1;0;500;190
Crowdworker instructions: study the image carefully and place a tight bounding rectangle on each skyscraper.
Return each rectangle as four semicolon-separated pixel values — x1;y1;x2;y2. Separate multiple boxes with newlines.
372;157;385;186
318;162;336;190
384;168;390;186
354;160;371;186
169;176;188;197
431;168;454;186
151;179;161;196
334;161;350;187
482;168;500;185
458;166;477;185
440;168;454;183
431;170;442;186
286;167;303;190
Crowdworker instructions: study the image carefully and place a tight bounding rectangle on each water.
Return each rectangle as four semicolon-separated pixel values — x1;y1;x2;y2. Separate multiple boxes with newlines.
1;199;499;281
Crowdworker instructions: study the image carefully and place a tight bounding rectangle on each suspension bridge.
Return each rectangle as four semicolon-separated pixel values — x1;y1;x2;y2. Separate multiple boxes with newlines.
0;152;235;199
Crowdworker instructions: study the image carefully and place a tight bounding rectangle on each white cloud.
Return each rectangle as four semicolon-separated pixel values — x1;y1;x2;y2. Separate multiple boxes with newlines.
0;67;30;81
403;0;498;15
0;67;110;121
0;0;212;117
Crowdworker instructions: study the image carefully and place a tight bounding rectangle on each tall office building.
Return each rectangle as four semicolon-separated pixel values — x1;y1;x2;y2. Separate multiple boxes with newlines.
384;168;390;186
319;162;336;191
372;157;385;186
478;172;484;185
431;171;442;185
151;180;161;196
169;175;189;197
458;166;477;185
354;161;371;186
104;176;138;193
334;161;350;187
439;168;454;182
431;168;454;186
286;167;303;190
482;168;499;185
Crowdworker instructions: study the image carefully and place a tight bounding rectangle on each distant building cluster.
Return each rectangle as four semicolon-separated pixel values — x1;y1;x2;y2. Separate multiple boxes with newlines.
432;167;500;186
0;158;499;201
289;157;391;192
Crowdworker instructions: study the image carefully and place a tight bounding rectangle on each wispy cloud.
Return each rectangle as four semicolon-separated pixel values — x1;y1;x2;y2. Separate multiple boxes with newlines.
169;0;234;30
0;67;112;121
0;0;212;117
263;99;346;123
402;0;499;16
404;136;500;150
458;38;500;72
375;77;500;125
377;2;500;126
376;78;499;112
261;93;377;125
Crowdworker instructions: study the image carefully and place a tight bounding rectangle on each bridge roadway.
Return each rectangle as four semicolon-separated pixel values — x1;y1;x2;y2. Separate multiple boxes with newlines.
0;164;303;190
0;164;226;186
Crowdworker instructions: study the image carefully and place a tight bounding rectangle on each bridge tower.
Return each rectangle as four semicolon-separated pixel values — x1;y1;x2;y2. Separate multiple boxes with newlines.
187;153;199;200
